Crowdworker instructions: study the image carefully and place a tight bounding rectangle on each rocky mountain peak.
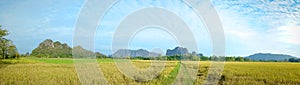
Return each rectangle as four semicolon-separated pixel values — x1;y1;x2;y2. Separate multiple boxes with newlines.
166;47;189;56
113;49;160;57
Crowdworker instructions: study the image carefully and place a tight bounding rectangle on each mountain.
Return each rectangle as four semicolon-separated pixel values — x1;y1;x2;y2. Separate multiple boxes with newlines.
73;46;107;58
166;47;189;56
31;39;72;58
73;46;95;58
31;39;107;58
113;49;161;57
246;53;296;61
192;51;203;57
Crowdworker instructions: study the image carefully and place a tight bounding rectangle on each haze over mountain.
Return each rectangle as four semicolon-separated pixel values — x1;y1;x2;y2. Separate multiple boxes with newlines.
246;53;296;61
73;46;106;58
113;47;205;58
113;49;161;57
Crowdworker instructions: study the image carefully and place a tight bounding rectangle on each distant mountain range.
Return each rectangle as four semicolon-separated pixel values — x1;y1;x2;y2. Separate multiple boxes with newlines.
33;40;204;58
246;53;296;61
113;49;161;57
32;39;297;60
113;47;203;57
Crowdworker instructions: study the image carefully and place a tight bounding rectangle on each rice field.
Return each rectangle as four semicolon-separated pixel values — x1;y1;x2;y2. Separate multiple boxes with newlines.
0;58;300;85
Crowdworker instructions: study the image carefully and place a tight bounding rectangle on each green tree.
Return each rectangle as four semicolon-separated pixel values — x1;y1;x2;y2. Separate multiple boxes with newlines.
235;57;244;62
200;56;209;61
0;38;10;58
244;58;251;62
226;56;235;61
0;26;8;37
0;26;18;59
8;45;18;58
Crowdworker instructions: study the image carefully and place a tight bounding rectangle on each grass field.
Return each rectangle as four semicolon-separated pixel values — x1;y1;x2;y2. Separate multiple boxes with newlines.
1;58;300;85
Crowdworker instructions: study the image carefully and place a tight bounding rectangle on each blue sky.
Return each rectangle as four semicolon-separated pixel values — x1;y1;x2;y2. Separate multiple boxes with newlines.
0;0;299;57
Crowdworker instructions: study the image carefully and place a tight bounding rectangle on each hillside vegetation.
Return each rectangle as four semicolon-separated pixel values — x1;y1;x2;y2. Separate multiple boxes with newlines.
31;39;107;58
0;26;18;59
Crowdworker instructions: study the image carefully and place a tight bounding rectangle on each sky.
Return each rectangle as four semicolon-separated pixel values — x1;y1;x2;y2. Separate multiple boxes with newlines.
0;0;299;57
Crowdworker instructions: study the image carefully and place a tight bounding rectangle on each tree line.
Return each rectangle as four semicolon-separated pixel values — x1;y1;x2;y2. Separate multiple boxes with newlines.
129;55;251;61
128;55;300;62
288;58;300;62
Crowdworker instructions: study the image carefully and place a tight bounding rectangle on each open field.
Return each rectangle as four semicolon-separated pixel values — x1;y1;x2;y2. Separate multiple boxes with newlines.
1;58;300;85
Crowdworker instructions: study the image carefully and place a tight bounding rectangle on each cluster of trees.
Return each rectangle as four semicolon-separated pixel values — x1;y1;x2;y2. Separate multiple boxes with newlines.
61;52;300;62
224;56;251;61
288;58;300;62
0;26;19;59
131;56;152;60
129;55;199;60
128;55;254;62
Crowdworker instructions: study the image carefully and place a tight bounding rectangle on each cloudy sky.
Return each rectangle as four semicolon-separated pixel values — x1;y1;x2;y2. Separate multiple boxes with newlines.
0;0;299;57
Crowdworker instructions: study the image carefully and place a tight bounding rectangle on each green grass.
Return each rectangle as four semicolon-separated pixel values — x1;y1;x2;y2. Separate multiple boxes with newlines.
3;58;115;64
97;58;114;62
163;62;180;84
29;58;74;64
0;58;38;64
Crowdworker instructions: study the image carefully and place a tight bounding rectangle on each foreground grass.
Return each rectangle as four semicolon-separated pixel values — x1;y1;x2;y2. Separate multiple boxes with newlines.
99;61;180;84
0;64;80;85
221;62;300;85
1;58;300;85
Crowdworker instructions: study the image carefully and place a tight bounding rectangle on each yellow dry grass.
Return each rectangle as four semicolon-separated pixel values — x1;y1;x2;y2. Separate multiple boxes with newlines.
1;58;300;85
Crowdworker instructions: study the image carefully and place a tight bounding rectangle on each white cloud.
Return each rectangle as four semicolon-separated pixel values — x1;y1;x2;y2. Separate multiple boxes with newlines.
215;4;300;57
212;0;300;28
276;25;300;45
96;0;212;55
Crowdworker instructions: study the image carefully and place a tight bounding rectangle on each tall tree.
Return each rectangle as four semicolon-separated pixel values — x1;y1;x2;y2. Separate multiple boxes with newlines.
8;45;18;58
0;25;18;59
0;38;9;58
